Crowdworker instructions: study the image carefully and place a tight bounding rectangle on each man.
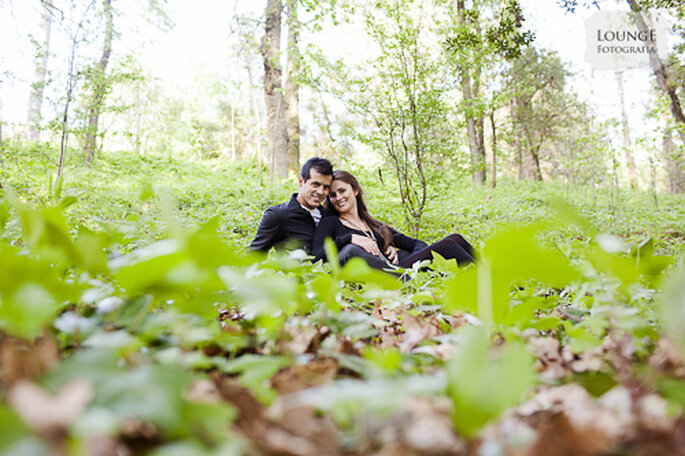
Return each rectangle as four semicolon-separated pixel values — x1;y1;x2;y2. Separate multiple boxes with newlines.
250;157;333;254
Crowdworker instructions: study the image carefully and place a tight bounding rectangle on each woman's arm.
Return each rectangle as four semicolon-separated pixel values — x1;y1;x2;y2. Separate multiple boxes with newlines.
391;228;428;254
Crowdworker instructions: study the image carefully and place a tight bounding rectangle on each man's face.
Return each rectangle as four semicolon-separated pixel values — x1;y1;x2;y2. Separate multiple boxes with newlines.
297;169;332;209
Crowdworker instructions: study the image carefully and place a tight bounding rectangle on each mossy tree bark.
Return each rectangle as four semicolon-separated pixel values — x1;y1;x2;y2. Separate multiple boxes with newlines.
83;0;113;166
262;0;289;180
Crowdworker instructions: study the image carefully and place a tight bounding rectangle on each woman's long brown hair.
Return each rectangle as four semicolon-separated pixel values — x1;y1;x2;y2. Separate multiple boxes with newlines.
325;170;393;249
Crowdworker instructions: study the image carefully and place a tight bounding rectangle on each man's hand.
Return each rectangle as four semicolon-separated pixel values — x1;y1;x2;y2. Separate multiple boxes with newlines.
351;234;383;257
385;245;399;264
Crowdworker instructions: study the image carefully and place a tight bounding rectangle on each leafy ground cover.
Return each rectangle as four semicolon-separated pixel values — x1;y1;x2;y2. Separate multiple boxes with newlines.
1;146;685;455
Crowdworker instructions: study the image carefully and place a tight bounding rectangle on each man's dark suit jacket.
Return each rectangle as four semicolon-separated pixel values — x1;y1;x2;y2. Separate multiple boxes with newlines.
249;194;327;254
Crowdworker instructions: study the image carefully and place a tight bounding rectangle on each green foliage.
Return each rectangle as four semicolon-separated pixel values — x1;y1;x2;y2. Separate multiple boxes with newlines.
445;0;534;60
0;147;684;453
444;226;579;323
322;0;453;233
447;325;534;437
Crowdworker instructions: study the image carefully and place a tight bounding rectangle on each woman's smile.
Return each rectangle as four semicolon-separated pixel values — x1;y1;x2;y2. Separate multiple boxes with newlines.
329;180;357;215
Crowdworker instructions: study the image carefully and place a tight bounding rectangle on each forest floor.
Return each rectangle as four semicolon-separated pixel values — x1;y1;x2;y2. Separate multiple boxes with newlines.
1;146;684;455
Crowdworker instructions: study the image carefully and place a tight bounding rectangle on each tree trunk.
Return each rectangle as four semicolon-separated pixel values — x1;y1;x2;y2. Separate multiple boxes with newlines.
0;91;4;167
83;0;113;166
231;102;236;160
510;99;524;179
57;0;98;193
134;87;141;154
627;0;685;148
27;1;53;142
457;0;486;186
285;0;300;175
515;96;542;181
262;0;288;180
245;61;262;164
663;121;685;194
525;144;543;181
615;71;639;189
489;109;496;189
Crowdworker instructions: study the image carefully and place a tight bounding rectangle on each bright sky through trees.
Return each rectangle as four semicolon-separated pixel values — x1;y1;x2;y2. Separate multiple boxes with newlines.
0;0;666;150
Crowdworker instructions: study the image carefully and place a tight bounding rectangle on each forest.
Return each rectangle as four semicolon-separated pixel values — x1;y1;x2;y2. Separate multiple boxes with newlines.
1;0;685;455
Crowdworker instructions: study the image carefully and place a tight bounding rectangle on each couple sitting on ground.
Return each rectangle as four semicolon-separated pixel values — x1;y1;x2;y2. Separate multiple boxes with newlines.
249;157;475;273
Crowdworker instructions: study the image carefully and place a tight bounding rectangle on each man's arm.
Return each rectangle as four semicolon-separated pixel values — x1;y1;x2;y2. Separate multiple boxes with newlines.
249;206;285;252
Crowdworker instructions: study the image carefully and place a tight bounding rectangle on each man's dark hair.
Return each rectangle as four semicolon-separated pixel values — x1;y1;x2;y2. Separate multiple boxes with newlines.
300;157;333;181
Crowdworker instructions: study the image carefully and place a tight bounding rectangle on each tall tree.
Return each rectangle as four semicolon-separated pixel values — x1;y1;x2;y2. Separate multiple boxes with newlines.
663;118;685;193
83;0;114;165
452;0;486;186
26;1;54;142
508;47;567;180
261;0;289;179
488;107;497;189
445;0;533;185
328;0;450;235
0;81;4;167
229;11;264;163
560;0;685;148
626;0;685;148
285;0;300;175
56;0;98;196
615;71;639;189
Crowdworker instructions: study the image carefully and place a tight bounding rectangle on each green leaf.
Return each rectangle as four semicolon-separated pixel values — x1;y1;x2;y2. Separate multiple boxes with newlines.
186;219;244;268
443;265;478;315
447;326;534;438
430;251;460;275
658;377;685;409
184;400;236;444
324;238;341;273
224;355;290;405
363;347;402;373
0;282;57;339
574;371;617;397
74;229;109;274
341;257;401;289
309;274;339;312
0;197;9;231
659;264;685;353
219;266;298;319
443;227;579;323
140;181;155;201
0;405;31;452
0;245;75;339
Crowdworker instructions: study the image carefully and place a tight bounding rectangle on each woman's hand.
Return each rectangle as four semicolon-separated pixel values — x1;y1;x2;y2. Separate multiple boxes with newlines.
351;234;383;257
385;245;399;264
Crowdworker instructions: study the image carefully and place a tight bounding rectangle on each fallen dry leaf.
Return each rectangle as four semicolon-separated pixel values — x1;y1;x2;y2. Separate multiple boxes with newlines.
528;336;570;381
215;374;339;456
270;358;338;395
562;345;605;373
9;379;94;435
524;411;610;456
411;343;456;360
279;323;319;356
84;435;132;456
0;332;59;386
186;378;223;404
649;337;685;377
398;312;443;354
401;397;465;454
517;384;631;442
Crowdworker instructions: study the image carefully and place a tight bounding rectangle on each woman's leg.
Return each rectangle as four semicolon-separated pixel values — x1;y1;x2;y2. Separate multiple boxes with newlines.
338;244;393;271
398;236;475;268
444;233;475;258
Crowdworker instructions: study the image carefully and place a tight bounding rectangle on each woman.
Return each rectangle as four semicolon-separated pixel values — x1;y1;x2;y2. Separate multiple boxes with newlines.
312;170;475;271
